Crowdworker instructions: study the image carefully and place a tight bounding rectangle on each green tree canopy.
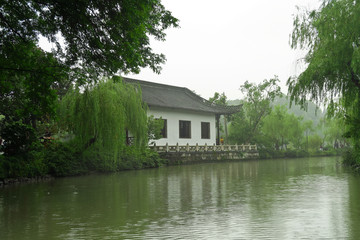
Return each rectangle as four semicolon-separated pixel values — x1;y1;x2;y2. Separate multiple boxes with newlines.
288;0;360;107
209;92;227;105
229;77;281;144
1;0;179;79
0;41;69;156
262;105;305;150
288;0;360;165
0;42;68;125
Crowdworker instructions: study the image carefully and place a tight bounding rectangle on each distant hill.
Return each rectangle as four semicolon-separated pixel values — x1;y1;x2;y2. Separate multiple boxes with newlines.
227;96;325;127
227;99;241;106
272;96;325;126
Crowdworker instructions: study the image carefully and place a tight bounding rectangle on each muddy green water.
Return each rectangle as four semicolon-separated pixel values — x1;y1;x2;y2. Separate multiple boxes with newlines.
1;156;360;239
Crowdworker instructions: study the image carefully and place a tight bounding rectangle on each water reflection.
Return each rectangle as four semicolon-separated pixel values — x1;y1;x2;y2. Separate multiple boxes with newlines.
0;157;359;239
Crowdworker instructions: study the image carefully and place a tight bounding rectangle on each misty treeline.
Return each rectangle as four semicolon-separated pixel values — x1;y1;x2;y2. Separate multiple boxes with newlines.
211;76;348;158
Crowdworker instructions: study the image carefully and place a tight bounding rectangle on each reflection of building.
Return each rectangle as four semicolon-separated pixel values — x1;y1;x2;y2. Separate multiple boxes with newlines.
124;78;241;145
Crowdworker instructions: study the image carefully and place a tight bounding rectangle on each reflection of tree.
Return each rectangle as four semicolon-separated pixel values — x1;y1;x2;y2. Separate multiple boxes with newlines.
348;175;360;239
180;170;193;213
201;169;212;205
1;158;355;239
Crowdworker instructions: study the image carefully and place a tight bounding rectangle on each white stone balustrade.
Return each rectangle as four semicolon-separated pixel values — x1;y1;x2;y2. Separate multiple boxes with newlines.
150;143;257;153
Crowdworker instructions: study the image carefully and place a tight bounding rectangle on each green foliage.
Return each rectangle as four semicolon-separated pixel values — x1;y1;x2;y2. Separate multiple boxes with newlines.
308;135;322;151
209;92;227;105
0;41;69;154
262;105;287;149
288;0;360;108
228;76;282;144
0;0;179;79
0;41;68;120
228;107;249;144
147;115;164;144
44;141;85;177
59;78;148;165
322;116;347;148
0;138;163;179
262;105;304;150
0;141;48;178
343;148;360;171
288;0;360;166
1;120;37;156
119;147;164;170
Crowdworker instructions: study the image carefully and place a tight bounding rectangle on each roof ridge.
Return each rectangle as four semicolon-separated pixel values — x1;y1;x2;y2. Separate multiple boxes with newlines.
123;77;188;92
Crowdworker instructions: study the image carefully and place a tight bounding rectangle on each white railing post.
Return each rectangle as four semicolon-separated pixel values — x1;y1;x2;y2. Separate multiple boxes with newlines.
166;143;169;152
186;143;189;152
196;143;199;152
176;143;179;152
205;143;208;152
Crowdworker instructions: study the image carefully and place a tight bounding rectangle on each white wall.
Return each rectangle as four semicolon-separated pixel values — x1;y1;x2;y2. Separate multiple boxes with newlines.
148;107;216;146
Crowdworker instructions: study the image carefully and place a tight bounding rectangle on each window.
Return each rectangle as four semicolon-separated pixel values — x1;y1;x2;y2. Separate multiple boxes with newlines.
179;120;191;138
201;122;210;139
160;119;167;138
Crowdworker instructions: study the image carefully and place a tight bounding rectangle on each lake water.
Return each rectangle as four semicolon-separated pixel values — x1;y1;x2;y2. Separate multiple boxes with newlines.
1;156;360;239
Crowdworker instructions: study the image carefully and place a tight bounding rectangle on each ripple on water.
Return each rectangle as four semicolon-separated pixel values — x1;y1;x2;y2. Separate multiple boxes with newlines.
0;157;358;239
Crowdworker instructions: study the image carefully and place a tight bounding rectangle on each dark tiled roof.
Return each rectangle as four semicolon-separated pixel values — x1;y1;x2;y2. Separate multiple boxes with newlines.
123;77;241;114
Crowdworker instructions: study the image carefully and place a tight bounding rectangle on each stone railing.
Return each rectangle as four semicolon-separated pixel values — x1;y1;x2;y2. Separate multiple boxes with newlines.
150;143;257;153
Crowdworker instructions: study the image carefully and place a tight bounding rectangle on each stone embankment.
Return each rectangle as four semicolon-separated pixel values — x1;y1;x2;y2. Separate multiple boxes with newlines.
0;175;54;187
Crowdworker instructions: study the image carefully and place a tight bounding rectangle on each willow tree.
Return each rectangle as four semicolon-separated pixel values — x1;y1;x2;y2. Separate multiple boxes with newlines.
59;78;148;170
288;0;360;166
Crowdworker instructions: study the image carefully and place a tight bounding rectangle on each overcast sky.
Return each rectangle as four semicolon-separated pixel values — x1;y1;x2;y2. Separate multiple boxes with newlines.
127;0;321;100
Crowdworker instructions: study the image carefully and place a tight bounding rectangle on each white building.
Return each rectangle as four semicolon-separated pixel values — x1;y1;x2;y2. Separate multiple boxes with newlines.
124;78;241;146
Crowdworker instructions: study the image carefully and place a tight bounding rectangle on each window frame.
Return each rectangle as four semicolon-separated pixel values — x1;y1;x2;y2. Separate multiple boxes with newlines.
179;120;191;139
201;122;210;139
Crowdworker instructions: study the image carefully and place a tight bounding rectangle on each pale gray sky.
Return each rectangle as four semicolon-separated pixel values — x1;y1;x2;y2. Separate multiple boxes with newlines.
38;0;320;100
127;0;321;100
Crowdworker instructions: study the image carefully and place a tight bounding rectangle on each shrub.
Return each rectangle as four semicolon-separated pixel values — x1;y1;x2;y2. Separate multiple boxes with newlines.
119;146;164;170
44;141;86;177
343;148;360;172
1;121;37;156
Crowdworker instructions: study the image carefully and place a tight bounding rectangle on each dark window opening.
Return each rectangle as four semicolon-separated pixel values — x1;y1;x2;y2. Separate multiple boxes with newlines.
201;122;210;139
179;120;191;138
160;119;167;138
